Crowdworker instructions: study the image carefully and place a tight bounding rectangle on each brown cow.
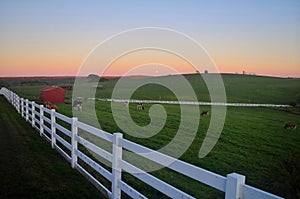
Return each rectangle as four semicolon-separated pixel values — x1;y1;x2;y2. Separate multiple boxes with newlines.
284;122;297;130
137;103;144;110
201;110;209;116
72;98;83;111
44;101;58;111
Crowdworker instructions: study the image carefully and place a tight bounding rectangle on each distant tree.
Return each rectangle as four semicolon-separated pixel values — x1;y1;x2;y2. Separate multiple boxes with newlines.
99;77;108;82
87;74;100;82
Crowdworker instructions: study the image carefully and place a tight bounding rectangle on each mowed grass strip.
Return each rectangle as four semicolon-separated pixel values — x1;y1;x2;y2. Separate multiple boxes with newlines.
0;96;102;199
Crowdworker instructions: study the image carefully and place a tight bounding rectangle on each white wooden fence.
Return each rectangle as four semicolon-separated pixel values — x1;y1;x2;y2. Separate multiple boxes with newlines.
0;87;284;199
93;98;291;107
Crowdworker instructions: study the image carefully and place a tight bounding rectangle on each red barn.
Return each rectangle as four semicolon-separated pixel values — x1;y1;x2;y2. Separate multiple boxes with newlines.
40;86;66;103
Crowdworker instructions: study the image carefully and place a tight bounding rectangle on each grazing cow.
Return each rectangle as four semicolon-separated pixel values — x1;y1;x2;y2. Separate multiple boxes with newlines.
137;102;144;110
201;110;209;116
51;104;58;111
284;122;297;130
44;101;58;111
72;98;83;111
124;101;129;107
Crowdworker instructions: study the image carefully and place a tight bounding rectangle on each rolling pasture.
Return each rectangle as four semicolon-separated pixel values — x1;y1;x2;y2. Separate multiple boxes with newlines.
6;74;300;198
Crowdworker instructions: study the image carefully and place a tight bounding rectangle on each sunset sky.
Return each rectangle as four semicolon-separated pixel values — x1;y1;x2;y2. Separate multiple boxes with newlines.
0;0;299;77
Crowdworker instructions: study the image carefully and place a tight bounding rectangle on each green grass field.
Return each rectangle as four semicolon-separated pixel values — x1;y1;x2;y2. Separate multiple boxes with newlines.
89;73;300;104
5;74;300;198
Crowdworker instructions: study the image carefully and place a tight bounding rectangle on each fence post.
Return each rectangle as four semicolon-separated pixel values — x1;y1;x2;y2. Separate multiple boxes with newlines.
71;117;78;168
12;93;15;107
14;94;17;110
16;96;20;113
225;173;245;199
39;105;44;137
12;93;15;108
112;133;123;199
51;109;56;148
9;91;13;104
14;93;16;108
32;101;35;127
21;98;24;117
25;99;29;121
11;91;13;103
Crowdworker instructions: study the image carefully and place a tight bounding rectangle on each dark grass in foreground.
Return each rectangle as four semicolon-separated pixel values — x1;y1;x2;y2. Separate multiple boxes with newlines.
0;96;102;199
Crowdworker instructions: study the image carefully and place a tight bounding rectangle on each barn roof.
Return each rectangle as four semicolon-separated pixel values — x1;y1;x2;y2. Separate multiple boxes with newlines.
41;86;65;91
40;86;66;103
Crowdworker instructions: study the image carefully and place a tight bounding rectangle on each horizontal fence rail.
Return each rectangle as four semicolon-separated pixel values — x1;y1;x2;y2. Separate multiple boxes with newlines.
0;87;284;199
92;98;291;108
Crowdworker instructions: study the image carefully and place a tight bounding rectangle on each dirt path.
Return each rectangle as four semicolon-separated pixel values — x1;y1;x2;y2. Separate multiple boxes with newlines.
0;96;102;198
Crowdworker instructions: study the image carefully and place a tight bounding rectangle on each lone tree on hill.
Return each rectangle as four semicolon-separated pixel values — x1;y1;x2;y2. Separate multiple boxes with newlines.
87;74;100;82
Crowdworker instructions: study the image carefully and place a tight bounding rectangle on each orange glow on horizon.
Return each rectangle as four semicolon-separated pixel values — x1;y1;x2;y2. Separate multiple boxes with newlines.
1;49;299;77
102;50;206;76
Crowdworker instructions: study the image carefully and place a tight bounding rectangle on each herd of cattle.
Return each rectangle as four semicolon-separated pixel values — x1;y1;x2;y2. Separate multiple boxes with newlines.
43;100;297;131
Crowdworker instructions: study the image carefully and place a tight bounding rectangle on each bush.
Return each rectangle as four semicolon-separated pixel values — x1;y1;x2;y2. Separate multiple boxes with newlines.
87;74;100;82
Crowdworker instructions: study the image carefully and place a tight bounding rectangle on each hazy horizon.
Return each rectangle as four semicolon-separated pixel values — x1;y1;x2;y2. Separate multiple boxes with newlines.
1;72;299;79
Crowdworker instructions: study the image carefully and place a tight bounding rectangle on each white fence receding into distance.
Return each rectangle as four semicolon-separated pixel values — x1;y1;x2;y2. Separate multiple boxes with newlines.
0;87;284;199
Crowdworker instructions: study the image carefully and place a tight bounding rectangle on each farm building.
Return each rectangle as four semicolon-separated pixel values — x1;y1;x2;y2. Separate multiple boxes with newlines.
40;86;66;103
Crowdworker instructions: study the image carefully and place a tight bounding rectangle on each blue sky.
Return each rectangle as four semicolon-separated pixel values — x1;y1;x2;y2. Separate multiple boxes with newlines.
0;0;299;76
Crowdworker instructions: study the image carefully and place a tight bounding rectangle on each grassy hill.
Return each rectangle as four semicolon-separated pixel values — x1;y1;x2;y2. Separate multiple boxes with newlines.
3;74;300;198
220;74;300;104
90;73;300;104
8;74;300;105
